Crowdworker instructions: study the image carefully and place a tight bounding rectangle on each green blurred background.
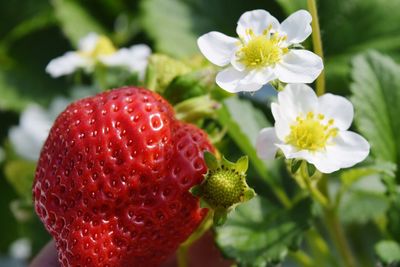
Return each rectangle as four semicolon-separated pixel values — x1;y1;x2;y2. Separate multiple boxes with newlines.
1;0;400;266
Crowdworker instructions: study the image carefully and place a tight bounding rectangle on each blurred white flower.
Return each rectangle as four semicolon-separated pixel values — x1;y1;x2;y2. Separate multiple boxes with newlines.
256;84;370;173
46;33;151;78
197;10;323;93
9;238;31;260
9;98;69;161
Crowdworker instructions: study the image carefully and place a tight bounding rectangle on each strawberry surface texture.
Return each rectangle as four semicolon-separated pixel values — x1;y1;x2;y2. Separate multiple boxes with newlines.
33;87;214;267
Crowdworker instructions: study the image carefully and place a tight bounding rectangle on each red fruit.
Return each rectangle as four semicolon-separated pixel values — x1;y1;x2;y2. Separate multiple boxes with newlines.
33;87;214;267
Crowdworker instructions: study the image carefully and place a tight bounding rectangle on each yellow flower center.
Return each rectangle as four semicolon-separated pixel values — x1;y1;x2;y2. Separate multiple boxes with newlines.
237;27;288;69
81;36;116;59
286;112;338;151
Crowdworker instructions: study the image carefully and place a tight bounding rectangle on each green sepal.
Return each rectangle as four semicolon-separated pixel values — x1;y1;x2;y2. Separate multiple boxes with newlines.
190;185;202;197
199;198;211;209
275;150;284;159
204;151;219;171
306;163;316;177
174;94;220;123
235;156;249;174
144;54;191;92
213;209;228;226
243;188;256;202
221;156;236;169
291;159;302;174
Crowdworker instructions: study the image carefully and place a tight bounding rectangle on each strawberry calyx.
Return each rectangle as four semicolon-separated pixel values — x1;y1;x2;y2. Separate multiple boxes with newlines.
174;95;220;123
191;152;256;226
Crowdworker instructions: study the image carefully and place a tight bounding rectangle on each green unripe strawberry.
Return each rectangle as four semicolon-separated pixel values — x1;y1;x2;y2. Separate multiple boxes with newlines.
191;152;255;225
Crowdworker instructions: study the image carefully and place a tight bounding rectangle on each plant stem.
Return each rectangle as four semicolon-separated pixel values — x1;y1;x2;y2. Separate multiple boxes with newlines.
304;2;357;264
177;211;213;267
324;209;357;267
306;229;336;266
307;0;325;96
300;163;329;208
273;184;292;208
177;245;189;267
296;162;357;267
290;250;314;267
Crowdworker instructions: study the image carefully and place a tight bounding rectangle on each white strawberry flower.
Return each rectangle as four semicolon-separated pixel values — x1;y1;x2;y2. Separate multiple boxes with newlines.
197;10;323;93
256;84;370;173
46;32;151;79
9;97;69;161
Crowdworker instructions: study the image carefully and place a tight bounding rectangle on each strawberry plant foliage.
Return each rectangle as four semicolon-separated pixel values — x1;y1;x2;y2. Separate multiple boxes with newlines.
215;196;312;266
351;51;400;170
140;0;283;58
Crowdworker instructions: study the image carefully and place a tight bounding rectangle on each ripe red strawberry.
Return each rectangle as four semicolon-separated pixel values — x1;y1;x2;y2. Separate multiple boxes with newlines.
33;87;215;267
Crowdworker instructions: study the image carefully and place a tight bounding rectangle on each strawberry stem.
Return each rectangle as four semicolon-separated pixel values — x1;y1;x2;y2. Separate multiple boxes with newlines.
177;211;214;267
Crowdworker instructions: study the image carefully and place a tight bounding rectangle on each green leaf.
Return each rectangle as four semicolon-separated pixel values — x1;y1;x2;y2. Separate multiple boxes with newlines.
4;160;36;201
52;0;106;47
375;240;400;264
350;51;400;180
140;0;283;58
339;168;390;225
0;172;19;252
215;196;312;266
339;190;389;224
0;27;70;112
340;162;397;188
275;0;306;14
321;1;400;58
0;0;51;39
387;192;400;243
320;0;400;92
217;98;282;196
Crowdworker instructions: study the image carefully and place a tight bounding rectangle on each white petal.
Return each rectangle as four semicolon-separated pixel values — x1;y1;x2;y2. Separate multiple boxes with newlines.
280;10;312;44
9;238;31;260
46;52;89;77
236;10;280;38
324;131;370;169
256;128;280;160
216;67;263;93
275;144;317;163
275;50;323;83
278;83;318;118
275;144;338;172
231;56;246;71
9;105;52;161
307;151;342;173
197;32;238;67
281;131;370;174
241;68;277;85
100;44;151;79
271;103;291;140
78;32;99;51
317;94;354;130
